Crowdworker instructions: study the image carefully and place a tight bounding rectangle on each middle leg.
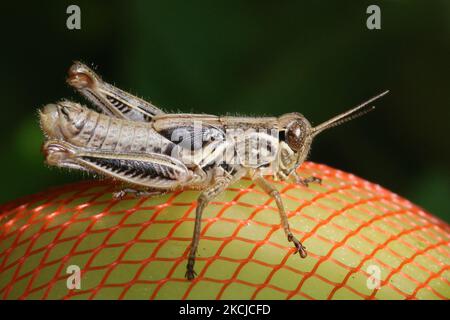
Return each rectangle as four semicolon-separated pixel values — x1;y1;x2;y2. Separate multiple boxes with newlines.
185;167;245;280
291;172;322;187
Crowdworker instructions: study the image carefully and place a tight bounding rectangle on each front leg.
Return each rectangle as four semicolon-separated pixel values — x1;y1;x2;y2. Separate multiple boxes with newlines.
291;171;322;187
185;167;246;280
253;171;307;258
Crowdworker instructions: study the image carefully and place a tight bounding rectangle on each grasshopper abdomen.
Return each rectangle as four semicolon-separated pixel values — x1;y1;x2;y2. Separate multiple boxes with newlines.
42;101;176;156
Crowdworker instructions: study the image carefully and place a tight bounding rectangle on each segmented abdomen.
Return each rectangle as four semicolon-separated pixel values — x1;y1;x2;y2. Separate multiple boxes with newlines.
68;109;174;154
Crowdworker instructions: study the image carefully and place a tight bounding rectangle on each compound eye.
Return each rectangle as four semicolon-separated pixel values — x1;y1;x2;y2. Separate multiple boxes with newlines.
286;121;304;152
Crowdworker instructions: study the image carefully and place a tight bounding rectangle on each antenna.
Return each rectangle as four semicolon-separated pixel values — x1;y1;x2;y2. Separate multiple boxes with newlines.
312;90;389;136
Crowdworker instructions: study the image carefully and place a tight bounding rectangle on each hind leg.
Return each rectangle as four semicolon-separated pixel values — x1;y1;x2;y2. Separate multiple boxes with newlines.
112;188;166;200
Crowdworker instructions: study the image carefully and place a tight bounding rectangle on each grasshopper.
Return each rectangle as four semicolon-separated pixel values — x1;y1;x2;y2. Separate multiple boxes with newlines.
39;62;388;280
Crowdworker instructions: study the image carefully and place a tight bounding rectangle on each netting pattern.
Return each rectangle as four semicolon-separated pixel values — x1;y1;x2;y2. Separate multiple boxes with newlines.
0;162;449;300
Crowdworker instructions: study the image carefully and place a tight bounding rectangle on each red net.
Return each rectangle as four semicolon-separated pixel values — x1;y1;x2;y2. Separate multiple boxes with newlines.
0;162;449;300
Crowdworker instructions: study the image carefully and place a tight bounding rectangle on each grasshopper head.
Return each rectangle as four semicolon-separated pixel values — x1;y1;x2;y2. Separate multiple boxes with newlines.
279;113;313;154
277;113;314;179
39;101;89;140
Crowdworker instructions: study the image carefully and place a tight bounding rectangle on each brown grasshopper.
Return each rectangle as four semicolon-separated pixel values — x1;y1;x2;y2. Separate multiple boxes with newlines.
39;62;388;280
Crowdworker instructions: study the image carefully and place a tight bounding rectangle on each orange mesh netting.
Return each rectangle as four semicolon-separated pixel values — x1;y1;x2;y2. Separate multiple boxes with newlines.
0;162;449;300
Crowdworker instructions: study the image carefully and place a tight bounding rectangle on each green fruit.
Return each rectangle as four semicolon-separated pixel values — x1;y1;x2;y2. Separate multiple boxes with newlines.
0;163;449;299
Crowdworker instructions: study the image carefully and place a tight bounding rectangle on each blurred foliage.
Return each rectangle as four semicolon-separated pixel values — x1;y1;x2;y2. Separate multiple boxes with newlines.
0;1;448;222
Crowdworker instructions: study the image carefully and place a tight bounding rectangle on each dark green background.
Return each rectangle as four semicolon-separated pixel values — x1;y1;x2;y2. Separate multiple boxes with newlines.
0;1;449;222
